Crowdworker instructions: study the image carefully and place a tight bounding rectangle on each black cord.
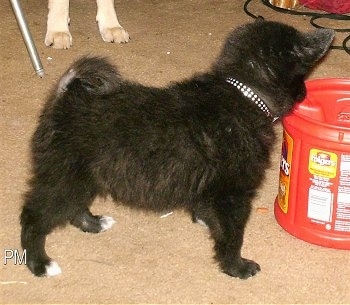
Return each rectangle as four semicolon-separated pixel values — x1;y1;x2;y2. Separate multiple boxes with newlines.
243;0;350;54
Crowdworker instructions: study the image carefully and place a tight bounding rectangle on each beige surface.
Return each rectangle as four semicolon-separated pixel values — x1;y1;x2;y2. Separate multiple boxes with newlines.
1;0;349;303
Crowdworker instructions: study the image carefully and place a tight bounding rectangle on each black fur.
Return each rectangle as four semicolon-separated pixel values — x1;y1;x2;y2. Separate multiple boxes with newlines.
21;19;334;278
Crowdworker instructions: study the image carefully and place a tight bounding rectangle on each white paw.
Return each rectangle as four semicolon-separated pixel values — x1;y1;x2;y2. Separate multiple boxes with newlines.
45;261;62;276
100;216;116;231
45;31;72;49
100;27;130;43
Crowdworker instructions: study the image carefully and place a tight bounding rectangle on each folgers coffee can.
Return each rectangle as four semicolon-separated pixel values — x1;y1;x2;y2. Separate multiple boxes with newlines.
275;78;350;249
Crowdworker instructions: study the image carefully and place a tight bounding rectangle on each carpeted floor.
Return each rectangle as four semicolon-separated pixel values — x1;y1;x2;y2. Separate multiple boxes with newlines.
1;0;349;303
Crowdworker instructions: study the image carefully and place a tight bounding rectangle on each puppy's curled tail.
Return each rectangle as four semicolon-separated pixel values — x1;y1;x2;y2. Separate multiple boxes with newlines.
57;56;121;96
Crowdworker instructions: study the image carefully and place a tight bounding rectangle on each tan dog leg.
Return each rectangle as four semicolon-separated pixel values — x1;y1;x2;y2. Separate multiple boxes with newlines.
45;0;72;49
96;0;130;43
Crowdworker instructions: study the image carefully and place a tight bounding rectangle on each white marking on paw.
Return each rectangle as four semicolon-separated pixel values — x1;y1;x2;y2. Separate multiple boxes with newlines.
45;261;62;277
100;216;116;231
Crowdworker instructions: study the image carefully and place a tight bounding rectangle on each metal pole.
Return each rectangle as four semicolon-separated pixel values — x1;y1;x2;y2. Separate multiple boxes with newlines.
9;0;45;77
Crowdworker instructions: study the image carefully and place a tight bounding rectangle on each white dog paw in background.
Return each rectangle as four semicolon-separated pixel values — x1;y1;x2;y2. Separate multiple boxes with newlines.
45;0;72;49
45;0;129;49
96;0;130;43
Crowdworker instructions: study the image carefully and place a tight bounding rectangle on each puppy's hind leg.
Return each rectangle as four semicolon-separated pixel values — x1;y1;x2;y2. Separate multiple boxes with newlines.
20;203;62;277
21;179;98;277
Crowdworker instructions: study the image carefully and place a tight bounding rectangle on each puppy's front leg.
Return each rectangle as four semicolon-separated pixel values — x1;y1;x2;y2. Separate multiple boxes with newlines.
45;0;72;49
96;0;129;43
198;195;261;279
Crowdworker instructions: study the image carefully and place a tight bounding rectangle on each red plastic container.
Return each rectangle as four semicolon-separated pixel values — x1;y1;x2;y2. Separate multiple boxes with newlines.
275;78;350;249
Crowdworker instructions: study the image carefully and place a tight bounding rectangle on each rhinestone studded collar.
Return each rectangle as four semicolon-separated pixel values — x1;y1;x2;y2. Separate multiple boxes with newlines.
226;77;279;122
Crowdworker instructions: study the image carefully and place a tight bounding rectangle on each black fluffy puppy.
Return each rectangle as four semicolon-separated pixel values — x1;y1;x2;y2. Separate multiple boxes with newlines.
21;19;334;278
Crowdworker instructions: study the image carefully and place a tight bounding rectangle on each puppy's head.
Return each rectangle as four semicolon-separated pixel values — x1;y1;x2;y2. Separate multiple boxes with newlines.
214;19;335;116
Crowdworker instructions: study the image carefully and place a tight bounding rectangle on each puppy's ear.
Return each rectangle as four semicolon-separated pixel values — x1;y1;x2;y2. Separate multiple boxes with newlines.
301;28;335;63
